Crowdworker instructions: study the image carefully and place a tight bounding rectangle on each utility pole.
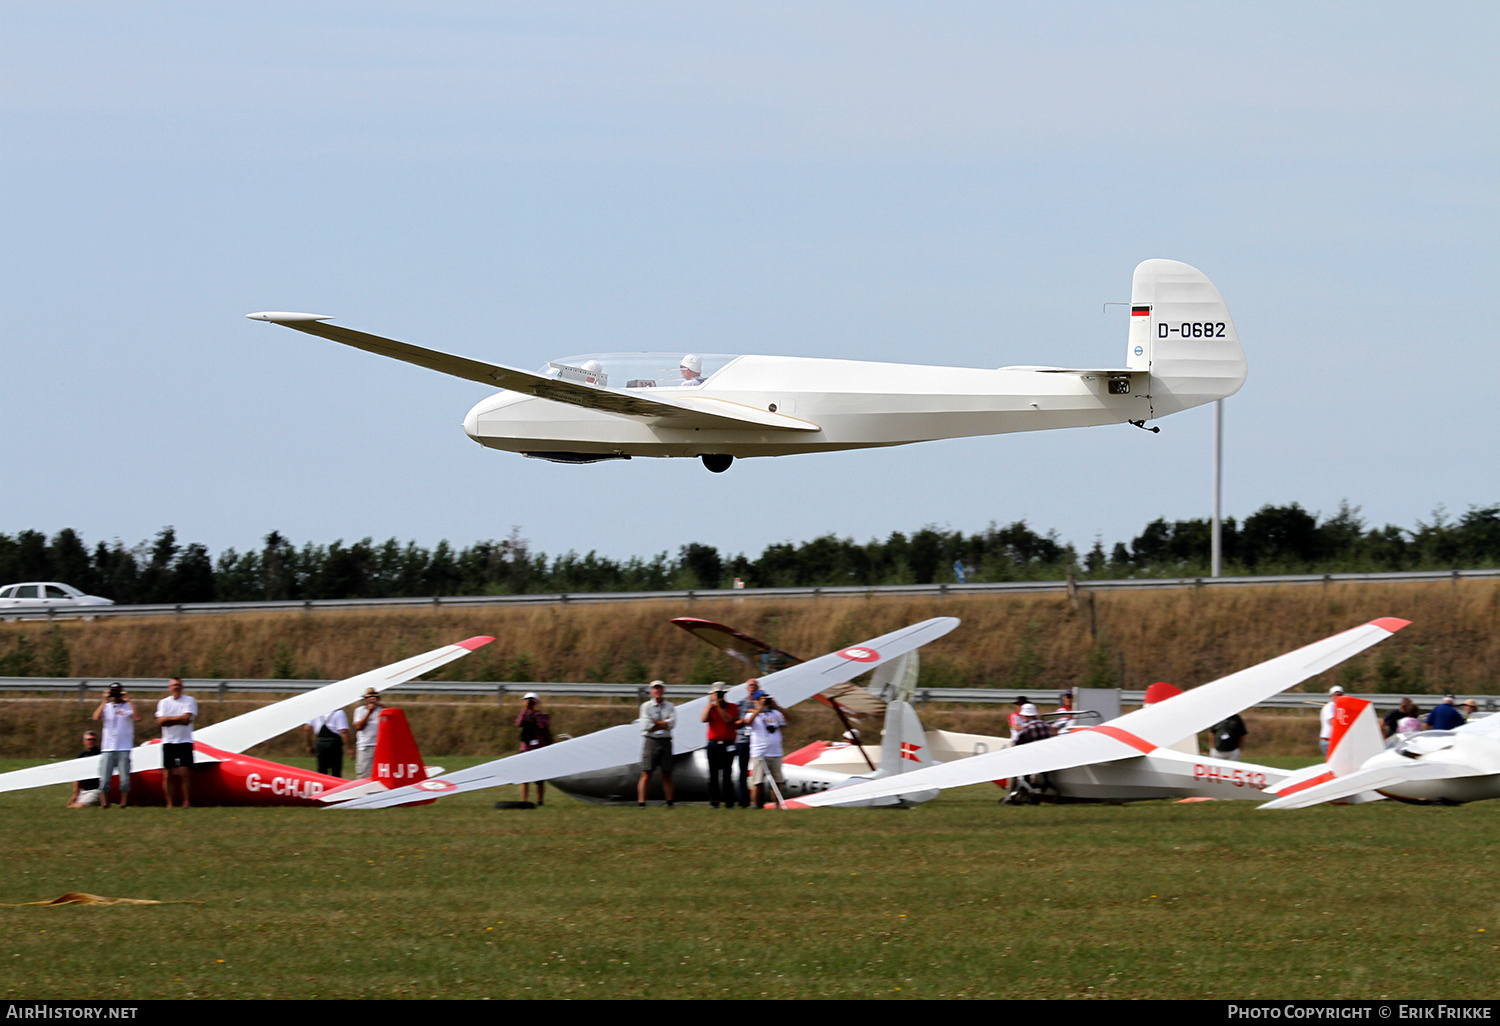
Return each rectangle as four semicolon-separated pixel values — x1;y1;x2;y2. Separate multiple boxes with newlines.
1211;399;1223;577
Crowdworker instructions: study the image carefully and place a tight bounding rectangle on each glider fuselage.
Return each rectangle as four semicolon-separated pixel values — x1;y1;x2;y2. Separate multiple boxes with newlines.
463;356;1161;460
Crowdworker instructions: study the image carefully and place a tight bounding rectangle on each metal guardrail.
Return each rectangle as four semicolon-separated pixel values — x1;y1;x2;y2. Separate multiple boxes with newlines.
5;678;1495;713
1;567;1496;621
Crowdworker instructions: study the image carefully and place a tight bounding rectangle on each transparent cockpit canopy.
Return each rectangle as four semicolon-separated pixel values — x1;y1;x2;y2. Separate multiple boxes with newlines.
1394;731;1458;758
539;353;738;389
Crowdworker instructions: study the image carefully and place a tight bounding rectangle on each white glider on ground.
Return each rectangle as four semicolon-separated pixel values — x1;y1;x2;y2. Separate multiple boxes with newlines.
0;637;492;797
785;618;1411;809
1260;696;1500;809
331;616;961;809
248;259;1245;473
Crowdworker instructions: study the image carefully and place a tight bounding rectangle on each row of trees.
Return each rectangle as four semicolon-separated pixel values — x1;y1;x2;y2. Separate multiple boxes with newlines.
2;502;1496;604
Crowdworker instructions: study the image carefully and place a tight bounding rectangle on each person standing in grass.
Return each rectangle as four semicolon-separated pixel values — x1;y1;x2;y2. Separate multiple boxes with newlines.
1210;713;1247;762
734;679;759;807
352;689;382;779
304;707;352;778
1318;686;1345;756
516;692;554;806
155;677;197;807
744;688;788;809
1008;698;1031;738
700;682;739;808
1425;695;1466;731
93;682;140;806
1383;698;1422;738
637;681;676;807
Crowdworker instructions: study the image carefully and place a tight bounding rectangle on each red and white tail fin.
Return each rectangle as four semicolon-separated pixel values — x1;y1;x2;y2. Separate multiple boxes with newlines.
371;708;430;789
1143;682;1182;705
1326;696;1382;778
1263;696;1385;800
1144;683;1200;755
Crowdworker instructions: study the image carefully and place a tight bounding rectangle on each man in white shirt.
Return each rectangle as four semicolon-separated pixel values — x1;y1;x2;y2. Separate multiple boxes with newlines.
636;681;677;807
155;677;198;807
351;689;382;779
93;682;140;807
304;707;353;778
745;688;788;809
1319;685;1345;756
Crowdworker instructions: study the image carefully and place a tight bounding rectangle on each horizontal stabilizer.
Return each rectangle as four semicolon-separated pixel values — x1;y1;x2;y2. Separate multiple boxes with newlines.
1258;761;1486;810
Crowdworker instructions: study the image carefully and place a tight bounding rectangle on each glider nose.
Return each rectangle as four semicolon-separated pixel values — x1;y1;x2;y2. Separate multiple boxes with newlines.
462;401;482;443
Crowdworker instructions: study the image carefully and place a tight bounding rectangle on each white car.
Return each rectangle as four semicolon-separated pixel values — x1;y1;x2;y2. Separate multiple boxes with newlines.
0;582;115;612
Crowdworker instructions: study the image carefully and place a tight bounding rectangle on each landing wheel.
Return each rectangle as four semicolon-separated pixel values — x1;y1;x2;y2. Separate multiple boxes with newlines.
701;454;734;473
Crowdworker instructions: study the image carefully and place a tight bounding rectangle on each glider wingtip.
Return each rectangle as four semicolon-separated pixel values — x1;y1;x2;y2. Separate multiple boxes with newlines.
781;800;811;810
457;636;496;651
246;311;333;323
1369;617;1412;633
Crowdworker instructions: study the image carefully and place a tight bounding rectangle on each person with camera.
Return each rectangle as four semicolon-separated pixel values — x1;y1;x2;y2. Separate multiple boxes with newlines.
700;682;739;808
92;682;141;807
744;685;788;809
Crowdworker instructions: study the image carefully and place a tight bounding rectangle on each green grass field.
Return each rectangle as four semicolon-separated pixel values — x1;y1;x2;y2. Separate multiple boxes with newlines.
2;757;1496;1001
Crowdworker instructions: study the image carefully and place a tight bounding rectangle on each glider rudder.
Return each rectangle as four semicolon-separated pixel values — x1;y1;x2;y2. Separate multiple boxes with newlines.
1128;259;1247;416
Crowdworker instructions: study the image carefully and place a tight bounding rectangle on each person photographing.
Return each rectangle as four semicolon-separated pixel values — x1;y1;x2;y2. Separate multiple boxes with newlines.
744;687;788;809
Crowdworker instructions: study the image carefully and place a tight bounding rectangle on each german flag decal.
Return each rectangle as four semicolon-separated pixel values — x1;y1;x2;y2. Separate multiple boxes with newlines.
1131;305;1151;317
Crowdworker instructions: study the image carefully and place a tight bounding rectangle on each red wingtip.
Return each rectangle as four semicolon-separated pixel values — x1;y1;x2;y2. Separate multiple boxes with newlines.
456;636;495;651
781;800;811;810
1369;617;1412;633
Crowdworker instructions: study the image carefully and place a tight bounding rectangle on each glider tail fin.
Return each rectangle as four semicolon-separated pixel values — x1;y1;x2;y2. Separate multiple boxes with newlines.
878;700;939;775
370;708;430;789
1261;696;1386;803
1127;259;1247;417
1327;696;1384;778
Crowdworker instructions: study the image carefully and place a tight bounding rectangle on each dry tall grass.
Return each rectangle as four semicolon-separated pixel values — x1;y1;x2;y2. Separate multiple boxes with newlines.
4;578;1494;691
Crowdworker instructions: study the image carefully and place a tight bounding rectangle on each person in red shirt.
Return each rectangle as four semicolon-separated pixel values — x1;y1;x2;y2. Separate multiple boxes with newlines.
700;682;740;808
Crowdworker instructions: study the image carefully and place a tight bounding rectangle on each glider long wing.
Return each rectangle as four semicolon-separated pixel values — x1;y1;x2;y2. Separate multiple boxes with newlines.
332;616;961;809
0;743;184;795
790;617;1410;808
195;636;493;753
0;638;491;797
246;313;819;433
670;617;886;716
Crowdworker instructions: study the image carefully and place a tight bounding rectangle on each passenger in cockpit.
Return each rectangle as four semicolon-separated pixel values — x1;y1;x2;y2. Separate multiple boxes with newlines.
679;354;705;386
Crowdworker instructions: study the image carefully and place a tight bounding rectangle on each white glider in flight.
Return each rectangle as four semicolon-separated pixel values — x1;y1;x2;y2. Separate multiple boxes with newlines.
249;259;1245;472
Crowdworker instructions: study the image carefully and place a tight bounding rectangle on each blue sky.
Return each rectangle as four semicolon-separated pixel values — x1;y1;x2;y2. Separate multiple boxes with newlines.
3;2;1495;564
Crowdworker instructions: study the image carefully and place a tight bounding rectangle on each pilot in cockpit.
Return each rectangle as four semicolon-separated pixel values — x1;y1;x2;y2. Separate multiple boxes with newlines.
679;354;705;386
